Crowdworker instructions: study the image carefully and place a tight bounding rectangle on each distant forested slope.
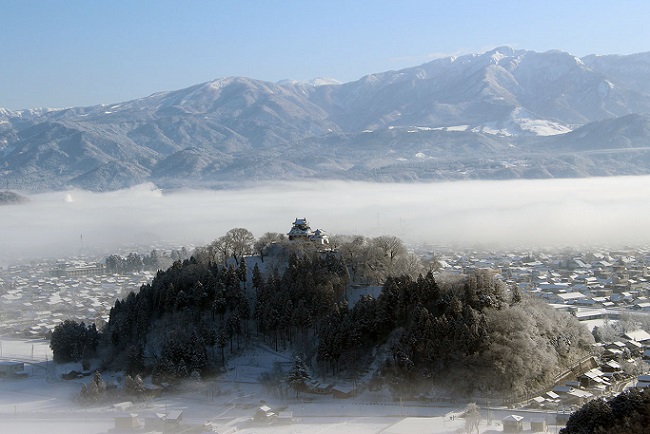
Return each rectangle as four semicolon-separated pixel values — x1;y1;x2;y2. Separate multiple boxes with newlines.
0;190;28;205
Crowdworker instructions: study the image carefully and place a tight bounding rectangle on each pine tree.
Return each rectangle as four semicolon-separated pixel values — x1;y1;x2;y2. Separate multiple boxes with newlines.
81;370;107;403
286;356;311;398
217;330;228;366
252;263;263;291
125;374;146;395
126;344;145;376
238;257;247;282
176;359;189;379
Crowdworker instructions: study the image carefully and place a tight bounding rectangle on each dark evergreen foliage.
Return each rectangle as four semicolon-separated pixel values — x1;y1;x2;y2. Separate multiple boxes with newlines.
97;250;349;381
560;387;650;434
286;356;311;398
254;252;349;351
317;269;593;396
50;319;99;363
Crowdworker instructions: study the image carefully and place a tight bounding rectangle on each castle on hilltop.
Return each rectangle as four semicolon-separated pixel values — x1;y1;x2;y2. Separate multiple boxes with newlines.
288;218;329;244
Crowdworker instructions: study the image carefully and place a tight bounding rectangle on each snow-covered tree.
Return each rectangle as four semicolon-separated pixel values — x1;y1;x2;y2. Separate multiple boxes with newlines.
286;356;311;398
124;374;146;395
462;402;480;434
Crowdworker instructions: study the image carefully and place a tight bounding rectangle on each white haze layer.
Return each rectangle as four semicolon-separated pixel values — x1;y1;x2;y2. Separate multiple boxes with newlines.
2;176;650;263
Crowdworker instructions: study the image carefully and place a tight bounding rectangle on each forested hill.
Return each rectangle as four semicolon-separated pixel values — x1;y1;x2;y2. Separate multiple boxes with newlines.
52;240;594;398
100;250;349;383
0;190;28;205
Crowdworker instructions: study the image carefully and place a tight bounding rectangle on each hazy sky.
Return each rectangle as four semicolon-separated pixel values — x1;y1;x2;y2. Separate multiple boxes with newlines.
2;1;649;110
3;177;650;264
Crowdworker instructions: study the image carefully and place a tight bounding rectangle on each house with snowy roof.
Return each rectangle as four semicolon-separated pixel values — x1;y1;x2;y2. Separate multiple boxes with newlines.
502;414;524;432
624;329;650;343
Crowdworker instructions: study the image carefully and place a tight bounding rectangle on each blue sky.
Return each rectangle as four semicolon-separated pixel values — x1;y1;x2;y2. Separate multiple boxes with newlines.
2;1;649;110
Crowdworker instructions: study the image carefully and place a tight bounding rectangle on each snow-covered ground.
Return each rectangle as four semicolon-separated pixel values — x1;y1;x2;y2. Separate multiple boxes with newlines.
0;338;562;434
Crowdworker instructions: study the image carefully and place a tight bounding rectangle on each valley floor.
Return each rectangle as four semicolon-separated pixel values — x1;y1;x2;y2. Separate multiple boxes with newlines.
0;338;566;434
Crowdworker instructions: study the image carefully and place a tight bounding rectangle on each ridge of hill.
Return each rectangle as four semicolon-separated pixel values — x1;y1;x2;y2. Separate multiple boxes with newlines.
4;48;650;191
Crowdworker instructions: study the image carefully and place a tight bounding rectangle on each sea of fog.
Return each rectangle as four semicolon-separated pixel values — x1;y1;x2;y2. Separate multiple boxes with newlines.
2;176;650;263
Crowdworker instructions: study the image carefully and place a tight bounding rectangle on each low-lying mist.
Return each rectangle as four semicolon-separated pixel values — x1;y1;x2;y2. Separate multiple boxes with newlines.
3;176;650;263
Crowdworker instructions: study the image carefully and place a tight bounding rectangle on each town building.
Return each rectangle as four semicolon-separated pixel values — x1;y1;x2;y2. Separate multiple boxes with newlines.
502;414;524;433
51;261;105;277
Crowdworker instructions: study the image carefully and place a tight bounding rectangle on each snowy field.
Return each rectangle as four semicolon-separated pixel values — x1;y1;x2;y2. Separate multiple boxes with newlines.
0;338;564;434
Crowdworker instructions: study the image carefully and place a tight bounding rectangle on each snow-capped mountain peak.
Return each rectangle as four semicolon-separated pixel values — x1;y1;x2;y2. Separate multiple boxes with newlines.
3;47;650;191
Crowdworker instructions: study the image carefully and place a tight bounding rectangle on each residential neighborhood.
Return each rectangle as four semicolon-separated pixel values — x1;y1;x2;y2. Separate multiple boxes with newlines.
1;243;650;433
418;244;650;405
0;251;179;338
425;244;650;319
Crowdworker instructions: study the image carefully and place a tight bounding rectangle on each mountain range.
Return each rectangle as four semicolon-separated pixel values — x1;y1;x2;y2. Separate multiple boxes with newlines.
3;46;650;191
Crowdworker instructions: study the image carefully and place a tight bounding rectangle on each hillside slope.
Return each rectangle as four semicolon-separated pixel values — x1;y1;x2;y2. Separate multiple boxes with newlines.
3;48;650;191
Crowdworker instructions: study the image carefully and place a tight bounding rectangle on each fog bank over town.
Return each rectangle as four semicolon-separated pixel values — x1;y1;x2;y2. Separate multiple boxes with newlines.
3;176;650;263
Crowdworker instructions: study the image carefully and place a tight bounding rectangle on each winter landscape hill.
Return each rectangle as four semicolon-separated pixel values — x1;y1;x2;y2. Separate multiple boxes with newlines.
3;47;650;191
